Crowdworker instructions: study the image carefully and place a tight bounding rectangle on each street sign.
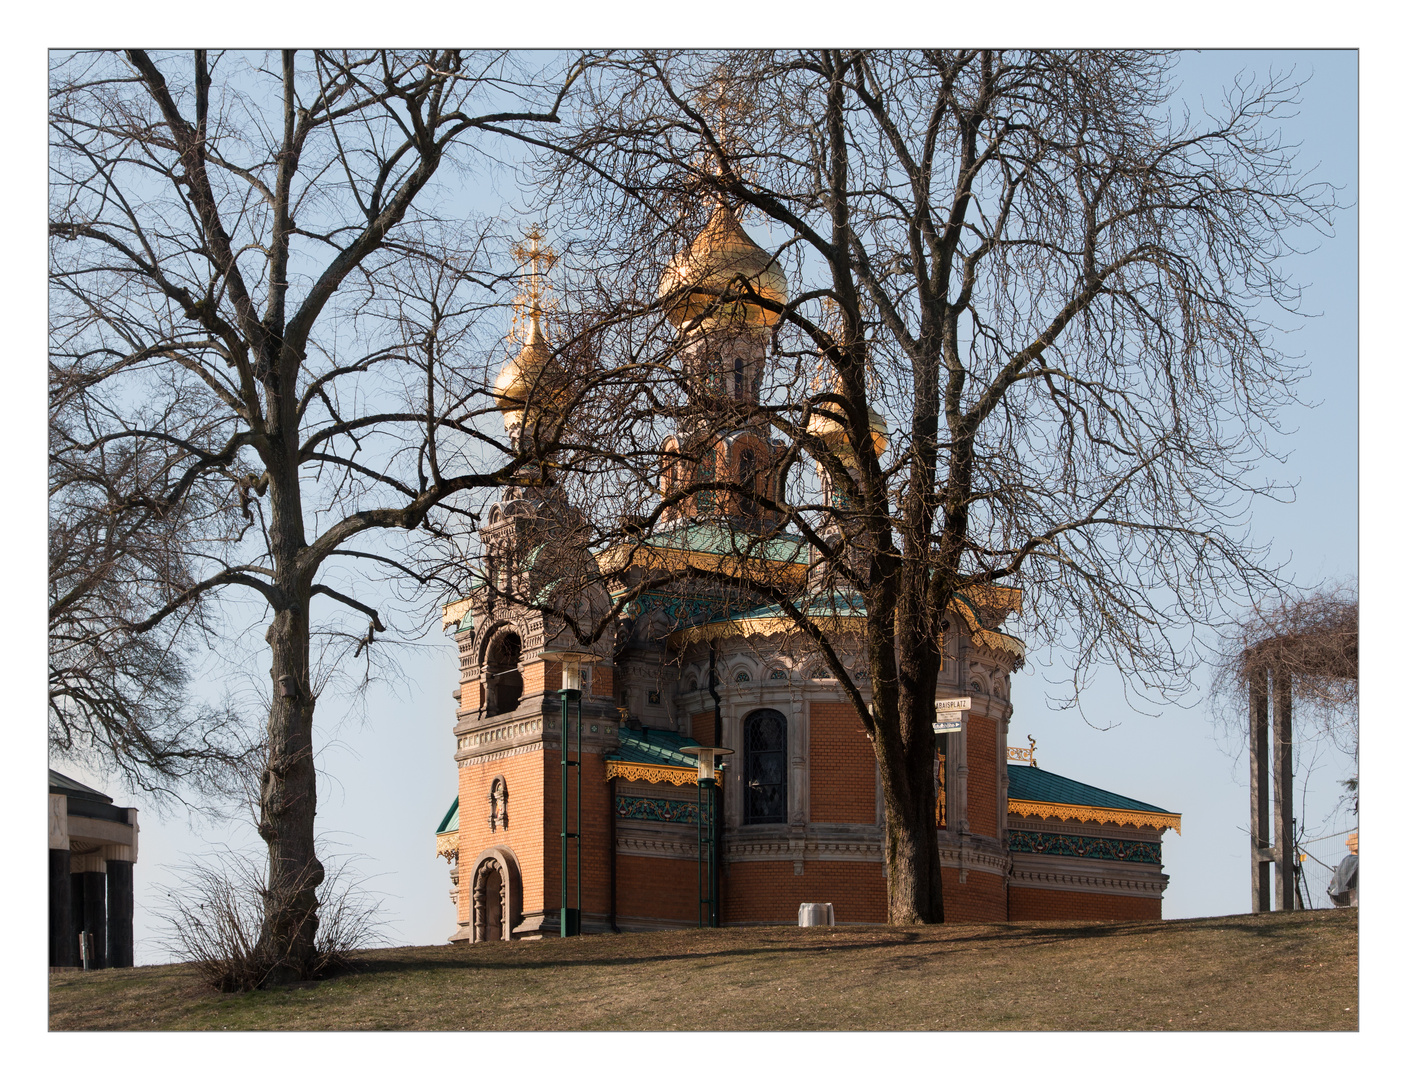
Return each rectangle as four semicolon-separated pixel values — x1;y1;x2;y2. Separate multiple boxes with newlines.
934;697;972;712
933;719;963;733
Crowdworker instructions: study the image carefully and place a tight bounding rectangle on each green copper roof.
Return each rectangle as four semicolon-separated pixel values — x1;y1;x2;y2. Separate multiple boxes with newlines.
1007;765;1173;814
605;727;702;769
436;796;459;834
642;522;809;564
49;769;113;802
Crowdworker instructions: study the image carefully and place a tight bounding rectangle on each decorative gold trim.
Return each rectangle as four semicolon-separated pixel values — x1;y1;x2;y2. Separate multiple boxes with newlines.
950;595;1025;661
435;830;460;859
442;598;472;631
668;613;867;649
604;760;700;786
1007;798;1182;835
597;542;809;586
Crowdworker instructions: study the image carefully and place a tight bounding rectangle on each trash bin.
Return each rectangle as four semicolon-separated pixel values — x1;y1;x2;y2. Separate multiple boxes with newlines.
798;902;835;926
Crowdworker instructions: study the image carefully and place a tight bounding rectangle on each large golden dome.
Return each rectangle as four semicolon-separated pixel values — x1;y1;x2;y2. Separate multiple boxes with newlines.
806;394;889;464
492;309;569;430
658;204;788;330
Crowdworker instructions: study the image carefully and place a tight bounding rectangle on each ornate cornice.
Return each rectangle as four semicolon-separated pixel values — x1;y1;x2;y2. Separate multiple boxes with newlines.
436;830;459;860
1008;798;1182;834
604;760;700;786
1009;859;1170;897
669;614;866;649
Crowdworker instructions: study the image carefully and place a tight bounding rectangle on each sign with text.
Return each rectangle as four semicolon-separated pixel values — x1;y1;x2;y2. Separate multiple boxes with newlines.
934;697;972;712
932;719;964;733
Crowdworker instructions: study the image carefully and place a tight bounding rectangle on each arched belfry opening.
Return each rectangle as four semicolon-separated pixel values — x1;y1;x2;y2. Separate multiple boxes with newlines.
485;630;523;717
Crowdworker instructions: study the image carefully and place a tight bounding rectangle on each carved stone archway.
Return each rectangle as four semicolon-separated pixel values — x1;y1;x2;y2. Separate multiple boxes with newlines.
462;846;522;943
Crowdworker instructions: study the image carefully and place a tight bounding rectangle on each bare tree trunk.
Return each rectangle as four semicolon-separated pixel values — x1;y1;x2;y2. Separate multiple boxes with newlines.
257;600;323;981
256;455;323;981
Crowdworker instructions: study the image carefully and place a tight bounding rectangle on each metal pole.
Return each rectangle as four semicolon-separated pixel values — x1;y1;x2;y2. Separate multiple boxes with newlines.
697;776;705;927
559;686;582;937
706;779;719;927
576;690;582;924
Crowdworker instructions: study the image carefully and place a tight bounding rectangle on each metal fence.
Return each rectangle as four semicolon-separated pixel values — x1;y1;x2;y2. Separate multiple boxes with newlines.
1295;828;1358;909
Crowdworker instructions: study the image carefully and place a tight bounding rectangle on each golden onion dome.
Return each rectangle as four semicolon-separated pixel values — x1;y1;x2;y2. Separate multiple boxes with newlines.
658;204;788;330
492;309;569;429
806;397;889;464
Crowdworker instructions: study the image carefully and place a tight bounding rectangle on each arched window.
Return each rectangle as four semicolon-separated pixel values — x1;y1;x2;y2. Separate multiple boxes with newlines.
485;631;523;716
743;709;788;824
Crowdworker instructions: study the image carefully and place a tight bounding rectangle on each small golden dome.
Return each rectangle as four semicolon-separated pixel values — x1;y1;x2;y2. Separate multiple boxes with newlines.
806;396;889;464
492;310;569;429
658;204;788;330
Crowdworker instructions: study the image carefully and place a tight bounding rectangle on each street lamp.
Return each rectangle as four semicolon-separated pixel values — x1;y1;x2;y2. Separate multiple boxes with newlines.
681;745;733;928
539;647;596;937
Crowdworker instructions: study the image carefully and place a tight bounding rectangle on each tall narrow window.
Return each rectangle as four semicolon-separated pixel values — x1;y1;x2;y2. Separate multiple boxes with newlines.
695;452;716;512
733;357;745;397
738;448;757;517
743;709;788;824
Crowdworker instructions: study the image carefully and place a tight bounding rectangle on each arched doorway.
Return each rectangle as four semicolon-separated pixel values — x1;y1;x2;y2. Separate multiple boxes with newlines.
464;846;521;943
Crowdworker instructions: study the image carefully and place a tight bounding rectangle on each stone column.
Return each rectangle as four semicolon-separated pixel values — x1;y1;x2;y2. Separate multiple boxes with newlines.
105;846;135;968
1248;667;1272;913
1272;666;1296;911
49;795;75;968
73;853;108;968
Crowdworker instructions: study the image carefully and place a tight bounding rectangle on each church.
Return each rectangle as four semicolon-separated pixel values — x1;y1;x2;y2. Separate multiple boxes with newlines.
433;209;1181;941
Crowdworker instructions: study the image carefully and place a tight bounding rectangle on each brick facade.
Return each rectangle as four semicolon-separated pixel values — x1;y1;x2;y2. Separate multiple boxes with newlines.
808;702;876;823
1008;886;1161;922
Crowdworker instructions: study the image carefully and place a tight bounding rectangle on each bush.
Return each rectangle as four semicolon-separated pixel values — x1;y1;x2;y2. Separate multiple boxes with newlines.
159;849;384;992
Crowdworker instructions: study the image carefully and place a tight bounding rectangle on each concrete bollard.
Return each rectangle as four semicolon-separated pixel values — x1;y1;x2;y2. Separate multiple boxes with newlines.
798;902;835;926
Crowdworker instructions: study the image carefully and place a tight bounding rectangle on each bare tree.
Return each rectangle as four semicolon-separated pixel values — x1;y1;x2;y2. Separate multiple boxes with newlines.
48;49;590;982
49;368;259;804
1211;581;1358;766
531;50;1338;922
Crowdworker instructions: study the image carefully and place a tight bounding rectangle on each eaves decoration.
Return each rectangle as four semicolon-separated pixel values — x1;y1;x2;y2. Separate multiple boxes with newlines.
1007;798;1182;835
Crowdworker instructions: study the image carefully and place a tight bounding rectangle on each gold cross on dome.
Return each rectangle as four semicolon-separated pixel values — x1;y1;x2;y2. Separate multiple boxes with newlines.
510;225;558;308
697;74;748;161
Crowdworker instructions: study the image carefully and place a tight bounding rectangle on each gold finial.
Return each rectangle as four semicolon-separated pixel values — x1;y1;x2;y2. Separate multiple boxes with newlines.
510;226;559;341
1027;734;1038;769
696;72;748;168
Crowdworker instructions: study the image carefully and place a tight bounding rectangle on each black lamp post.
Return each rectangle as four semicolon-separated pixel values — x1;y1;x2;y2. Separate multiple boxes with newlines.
681;745;732;928
540;648;595;937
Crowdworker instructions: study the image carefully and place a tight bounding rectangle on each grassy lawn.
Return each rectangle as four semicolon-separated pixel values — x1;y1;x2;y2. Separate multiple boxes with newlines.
49;908;1357;1032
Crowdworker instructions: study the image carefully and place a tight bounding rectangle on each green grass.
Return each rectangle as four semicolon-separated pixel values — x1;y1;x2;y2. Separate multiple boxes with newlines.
49;908;1357;1031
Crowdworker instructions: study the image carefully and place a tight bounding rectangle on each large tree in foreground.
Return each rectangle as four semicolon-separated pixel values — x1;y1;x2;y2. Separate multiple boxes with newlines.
538;49;1336;922
48;49;588;981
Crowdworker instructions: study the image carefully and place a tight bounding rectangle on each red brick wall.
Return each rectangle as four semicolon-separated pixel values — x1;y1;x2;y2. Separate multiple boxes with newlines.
723;861;887;924
616;854;700;924
591;666;613;701
542;747;614;920
809;702;876;823
692;709;716;747
1008;886;1161;922
457;749;547;924
965;714;999;838
938;865;1007;922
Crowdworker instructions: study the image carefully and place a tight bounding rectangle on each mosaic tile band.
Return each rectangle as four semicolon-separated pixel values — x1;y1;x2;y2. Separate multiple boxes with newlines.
1007;829;1161;864
616;794;713;827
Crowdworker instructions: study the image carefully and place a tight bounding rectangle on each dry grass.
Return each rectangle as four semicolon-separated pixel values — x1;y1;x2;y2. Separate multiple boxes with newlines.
49;908;1357;1032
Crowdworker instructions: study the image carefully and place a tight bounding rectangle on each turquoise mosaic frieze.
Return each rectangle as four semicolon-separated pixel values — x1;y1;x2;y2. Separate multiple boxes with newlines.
616;795;712;827
1007;829;1161;864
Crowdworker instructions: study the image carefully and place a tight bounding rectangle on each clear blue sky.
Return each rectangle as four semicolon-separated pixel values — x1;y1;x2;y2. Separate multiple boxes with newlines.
32;49;1358;964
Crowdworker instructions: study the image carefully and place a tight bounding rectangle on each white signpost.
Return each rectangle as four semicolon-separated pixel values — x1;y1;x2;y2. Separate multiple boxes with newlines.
932;697;971;733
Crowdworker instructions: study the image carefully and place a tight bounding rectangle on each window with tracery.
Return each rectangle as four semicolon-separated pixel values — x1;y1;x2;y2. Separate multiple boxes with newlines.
743;709;788;824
